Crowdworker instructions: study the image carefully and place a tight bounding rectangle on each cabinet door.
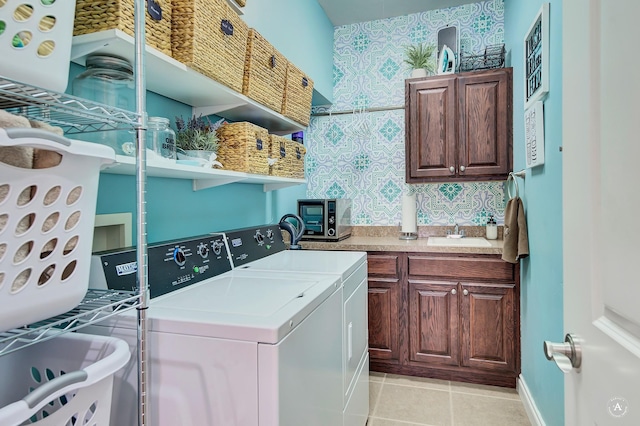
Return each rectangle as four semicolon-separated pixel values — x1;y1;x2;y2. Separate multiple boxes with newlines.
408;280;459;367
457;68;512;178
368;277;401;362
460;282;516;373
405;76;457;182
367;254;402;363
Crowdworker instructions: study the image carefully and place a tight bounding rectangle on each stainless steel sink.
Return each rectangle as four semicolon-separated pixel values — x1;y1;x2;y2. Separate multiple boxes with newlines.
426;237;492;248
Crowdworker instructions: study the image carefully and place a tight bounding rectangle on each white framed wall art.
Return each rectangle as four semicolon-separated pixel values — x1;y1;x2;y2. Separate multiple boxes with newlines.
525;101;545;168
524;2;550;110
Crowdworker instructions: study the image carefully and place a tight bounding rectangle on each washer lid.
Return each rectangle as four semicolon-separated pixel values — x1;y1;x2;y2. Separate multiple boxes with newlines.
237;250;366;281
149;273;340;344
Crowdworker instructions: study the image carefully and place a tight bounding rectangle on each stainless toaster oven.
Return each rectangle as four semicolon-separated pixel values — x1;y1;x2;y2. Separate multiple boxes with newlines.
297;198;352;241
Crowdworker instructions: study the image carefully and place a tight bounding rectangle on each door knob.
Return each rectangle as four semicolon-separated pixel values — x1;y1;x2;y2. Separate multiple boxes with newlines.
451;289;457;295
462;289;469;296
543;333;582;373
460;165;466;172
449;166;455;173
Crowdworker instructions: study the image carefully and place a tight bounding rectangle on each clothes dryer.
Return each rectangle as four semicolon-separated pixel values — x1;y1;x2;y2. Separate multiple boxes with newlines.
222;225;369;426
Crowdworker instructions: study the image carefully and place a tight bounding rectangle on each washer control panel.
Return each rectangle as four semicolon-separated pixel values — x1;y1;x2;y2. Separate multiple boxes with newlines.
222;224;287;268
91;234;233;298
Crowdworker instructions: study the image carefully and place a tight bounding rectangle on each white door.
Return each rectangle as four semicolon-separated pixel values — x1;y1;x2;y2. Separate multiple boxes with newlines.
561;0;640;424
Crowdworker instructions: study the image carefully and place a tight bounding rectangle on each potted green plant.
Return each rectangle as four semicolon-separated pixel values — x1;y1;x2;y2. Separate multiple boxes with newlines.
403;42;437;78
174;114;225;166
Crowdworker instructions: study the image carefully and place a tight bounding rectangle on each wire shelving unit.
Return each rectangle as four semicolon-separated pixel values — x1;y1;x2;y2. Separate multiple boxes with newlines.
0;1;150;425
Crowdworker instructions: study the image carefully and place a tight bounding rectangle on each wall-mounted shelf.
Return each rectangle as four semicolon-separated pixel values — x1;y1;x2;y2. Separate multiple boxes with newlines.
101;155;306;192
226;0;244;15
70;30;304;135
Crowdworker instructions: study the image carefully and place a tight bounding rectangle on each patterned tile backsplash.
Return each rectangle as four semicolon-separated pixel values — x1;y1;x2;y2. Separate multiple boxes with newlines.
305;0;507;226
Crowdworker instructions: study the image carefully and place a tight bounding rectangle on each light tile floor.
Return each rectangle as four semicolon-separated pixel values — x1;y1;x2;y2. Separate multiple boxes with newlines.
368;372;531;426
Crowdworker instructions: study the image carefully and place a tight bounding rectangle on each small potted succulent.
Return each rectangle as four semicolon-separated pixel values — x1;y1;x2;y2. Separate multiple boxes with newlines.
174;114;224;167
403;42;437;78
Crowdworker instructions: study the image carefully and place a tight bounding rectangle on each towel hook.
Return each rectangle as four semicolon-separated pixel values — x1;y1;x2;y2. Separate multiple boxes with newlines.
506;170;526;199
507;173;518;199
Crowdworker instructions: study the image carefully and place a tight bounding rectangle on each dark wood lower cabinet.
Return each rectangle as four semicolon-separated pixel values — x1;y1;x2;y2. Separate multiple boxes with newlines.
408;280;459;367
368;252;520;388
367;254;402;363
460;282;517;374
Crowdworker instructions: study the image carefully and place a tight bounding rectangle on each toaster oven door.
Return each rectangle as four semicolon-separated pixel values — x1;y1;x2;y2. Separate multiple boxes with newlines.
298;201;326;237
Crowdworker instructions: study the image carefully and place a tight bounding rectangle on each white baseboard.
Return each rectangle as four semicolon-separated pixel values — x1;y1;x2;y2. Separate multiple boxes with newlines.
517;374;546;426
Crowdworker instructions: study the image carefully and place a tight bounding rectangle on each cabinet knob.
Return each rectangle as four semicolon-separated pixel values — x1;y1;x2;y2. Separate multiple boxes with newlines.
460;165;466;172
451;289;457;295
463;289;469;296
449;166;455;173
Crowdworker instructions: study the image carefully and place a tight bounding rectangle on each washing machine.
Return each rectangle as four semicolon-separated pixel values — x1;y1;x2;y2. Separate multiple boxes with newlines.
85;230;349;426
220;225;369;426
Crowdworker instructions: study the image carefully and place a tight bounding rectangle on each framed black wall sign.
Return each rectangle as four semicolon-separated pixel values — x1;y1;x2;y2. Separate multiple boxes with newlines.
524;3;550;110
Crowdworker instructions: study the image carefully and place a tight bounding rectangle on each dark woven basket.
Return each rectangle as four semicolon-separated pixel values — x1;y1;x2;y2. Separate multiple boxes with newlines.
459;44;505;72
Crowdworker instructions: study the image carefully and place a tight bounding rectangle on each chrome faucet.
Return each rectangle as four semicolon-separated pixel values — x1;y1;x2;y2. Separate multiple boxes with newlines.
448;223;465;237
447;223;465;237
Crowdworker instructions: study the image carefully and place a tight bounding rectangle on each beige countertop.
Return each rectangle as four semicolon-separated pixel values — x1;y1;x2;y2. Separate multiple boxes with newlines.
296;226;504;255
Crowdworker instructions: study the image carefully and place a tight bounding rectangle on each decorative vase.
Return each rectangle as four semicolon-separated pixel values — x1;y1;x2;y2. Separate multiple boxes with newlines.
410;68;428;78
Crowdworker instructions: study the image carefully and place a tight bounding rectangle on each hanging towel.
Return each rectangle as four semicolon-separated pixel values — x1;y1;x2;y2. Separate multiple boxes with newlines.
501;197;529;263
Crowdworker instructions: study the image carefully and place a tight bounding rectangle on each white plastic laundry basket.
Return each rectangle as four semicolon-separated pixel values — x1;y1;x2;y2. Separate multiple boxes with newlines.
0;332;130;426
0;128;115;332
0;0;77;92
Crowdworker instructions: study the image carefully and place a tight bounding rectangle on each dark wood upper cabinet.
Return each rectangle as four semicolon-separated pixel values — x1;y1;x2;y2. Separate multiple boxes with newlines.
405;76;457;180
405;68;513;183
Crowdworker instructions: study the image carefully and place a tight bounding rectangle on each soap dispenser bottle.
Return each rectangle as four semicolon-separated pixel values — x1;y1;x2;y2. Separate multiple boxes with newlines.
486;214;498;240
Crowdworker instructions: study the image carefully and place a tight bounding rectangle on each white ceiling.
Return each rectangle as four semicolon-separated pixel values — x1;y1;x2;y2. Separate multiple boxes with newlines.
317;0;479;26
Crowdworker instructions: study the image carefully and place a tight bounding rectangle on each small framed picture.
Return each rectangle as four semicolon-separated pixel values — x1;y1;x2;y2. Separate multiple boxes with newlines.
524;3;550;109
525;101;545;168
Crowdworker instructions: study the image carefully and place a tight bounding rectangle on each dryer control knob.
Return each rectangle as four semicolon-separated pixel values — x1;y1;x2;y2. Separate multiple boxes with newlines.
197;242;209;259
173;247;186;266
254;231;265;245
212;241;223;256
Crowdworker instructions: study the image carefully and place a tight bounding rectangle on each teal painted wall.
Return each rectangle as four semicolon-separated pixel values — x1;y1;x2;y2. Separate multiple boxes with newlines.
504;1;564;425
241;0;335;105
96;174;270;243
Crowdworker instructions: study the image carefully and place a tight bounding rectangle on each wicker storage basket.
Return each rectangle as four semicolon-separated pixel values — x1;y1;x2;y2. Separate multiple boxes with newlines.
236;0;246;6
282;63;314;126
172;0;249;93
243;29;287;113
74;0;172;57
216;122;270;175
269;134;306;179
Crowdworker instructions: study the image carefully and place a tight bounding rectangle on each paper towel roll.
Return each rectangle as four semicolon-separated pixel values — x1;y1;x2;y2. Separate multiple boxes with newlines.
401;194;417;233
